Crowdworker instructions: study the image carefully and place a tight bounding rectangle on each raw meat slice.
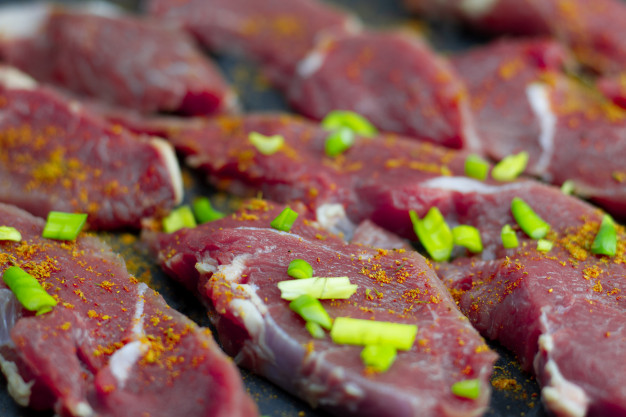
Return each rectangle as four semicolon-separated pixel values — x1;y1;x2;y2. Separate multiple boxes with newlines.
147;0;358;88
145;199;497;417
0;202;257;417
0;66;183;229
453;39;626;219
597;74;626;110
0;2;236;115
288;30;480;149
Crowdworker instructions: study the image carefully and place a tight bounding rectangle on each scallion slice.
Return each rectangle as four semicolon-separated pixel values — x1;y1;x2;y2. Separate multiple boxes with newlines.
321;110;378;137
560;180;575;195
42;211;87;241
248;132;284;155
537;239;553;252
289;294;333;330
330;317;417;351
305;321;326;339
452;225;483;253
451;379;481;400
162;206;197;233
2;266;57;315
591;215;617;256
278;277;358;300
491;151;528;181
0;226;21;242
361;345;397;373
464;154;489;181
287;259;313;279
324;127;355;158
192;197;225;223
511;197;550;239
409;208;453;261
501;224;519;249
270;207;298;232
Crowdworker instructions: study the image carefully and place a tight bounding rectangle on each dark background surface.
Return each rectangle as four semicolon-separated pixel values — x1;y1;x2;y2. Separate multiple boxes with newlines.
0;0;548;416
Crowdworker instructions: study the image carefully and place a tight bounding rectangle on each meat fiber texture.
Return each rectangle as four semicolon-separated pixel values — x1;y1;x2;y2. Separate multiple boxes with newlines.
0;2;237;116
0;66;183;230
145;199;497;417
0;202;258;417
288;30;481;149
453;38;626;219
147;0;358;89
424;178;626;417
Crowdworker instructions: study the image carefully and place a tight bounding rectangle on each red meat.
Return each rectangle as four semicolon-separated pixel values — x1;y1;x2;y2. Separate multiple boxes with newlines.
0;202;257;417
0;3;236;115
145;200;497;417
0;66;183;229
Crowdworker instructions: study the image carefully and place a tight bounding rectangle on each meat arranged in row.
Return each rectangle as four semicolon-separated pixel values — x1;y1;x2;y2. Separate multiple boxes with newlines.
146;200;497;417
0;2;236;115
0;66;183;230
0;203;257;417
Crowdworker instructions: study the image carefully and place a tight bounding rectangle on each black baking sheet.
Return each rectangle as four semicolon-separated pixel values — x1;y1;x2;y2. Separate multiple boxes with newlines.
0;0;547;416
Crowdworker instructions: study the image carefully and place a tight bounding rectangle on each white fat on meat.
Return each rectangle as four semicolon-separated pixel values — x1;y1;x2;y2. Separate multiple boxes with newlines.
422;176;526;194
0;353;33;407
149;138;184;204
0;66;37;90
460;0;498;18
297;50;327;79
526;83;556;178
460;101;482;152
316;203;356;240
0;3;50;40
71;1;124;18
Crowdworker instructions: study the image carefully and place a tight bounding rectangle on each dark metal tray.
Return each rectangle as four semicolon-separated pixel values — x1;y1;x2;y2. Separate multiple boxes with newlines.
0;0;548;416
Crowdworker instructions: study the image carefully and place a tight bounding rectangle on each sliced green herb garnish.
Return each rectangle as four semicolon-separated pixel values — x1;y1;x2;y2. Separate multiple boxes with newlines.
2;266;57;315
162;206;196;233
278;277;357;300
289;294;333;330
409;208;453;261
321;110;378;137
305;321;327;339
464;154;489;181
0;226;21;242
537;239;553;252
192;197;225;224
451;379;481;400
501;224;519;249
270;207;298;232
42;212;87;241
330;317;417;351
325;127;355;157
452;225;483;253
248;132;284;155
591;215;617;256
511;197;550;239
361;344;397;373
492;151;528;181
287;259;313;279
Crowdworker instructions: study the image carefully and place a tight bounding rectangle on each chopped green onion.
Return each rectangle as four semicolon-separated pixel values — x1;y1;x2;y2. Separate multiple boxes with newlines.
451;379;481;400
464;154;489;181
324;127;355;158
330;317;417;351
2;266;57;315
591;215;617;256
561;180;575;195
287;259;313;279
41;211;87;241
537;239;553;252
491;151;528;181
409;208;453;262
270;207;298;232
361;345;397;373
452;225;483;253
321;110;378;137
162;206;196;233
278;277;358;300
289;294;333;330
248;132;284;155
511;197;550;239
501;224;519;249
305;321;327;339
0;226;21;242
192;197;225;223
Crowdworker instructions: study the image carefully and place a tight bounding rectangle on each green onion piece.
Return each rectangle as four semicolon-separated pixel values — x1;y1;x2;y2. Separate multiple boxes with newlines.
464;154;489;181
361;345;397;373
305;321;327;339
0;226;21;242
270;207;298;232
287;259;313;279
511;197;550;239
451;379;481;400
324;127;355;158
491;151;528;181
537;239;553;252
192;197;225;224
561;180;575;195
162;206;197;233
289;294;333;330
591;215;617;256
278;277;358;300
248;132;284;155
330;317;417;351
2;266;57;315
321;110;378;137
501;224;519;249
409;208;453;261
41;211;87;241
452;225;483;253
